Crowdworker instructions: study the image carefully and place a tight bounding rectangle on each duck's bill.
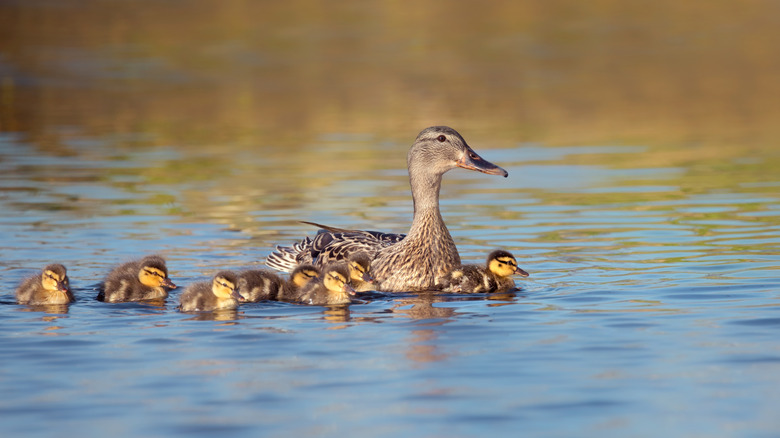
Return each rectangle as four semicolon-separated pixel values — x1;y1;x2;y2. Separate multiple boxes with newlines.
516;267;530;277
162;278;177;289
362;272;374;283
57;283;69;292
457;148;508;177
344;283;357;296
232;290;247;302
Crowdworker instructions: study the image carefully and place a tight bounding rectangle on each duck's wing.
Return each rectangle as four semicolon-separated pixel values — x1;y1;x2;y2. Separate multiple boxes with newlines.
301;221;406;244
265;236;313;272
265;223;406;273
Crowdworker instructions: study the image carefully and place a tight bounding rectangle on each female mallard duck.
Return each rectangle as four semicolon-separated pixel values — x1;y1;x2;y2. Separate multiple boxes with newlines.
266;126;507;292
440;250;529;293
16;264;75;305
296;262;355;306
98;255;176;302
237;269;283;302
276;264;320;303
179;271;244;312
346;251;375;292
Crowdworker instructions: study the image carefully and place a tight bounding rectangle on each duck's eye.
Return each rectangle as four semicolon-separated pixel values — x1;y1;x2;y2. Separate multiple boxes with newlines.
469;151;478;159
437;135;446;142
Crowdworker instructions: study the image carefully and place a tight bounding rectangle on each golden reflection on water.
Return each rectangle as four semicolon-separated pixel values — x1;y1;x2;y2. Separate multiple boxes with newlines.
1;0;777;149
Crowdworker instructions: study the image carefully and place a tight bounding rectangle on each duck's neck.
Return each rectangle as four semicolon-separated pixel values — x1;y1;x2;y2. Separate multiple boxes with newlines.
408;170;445;238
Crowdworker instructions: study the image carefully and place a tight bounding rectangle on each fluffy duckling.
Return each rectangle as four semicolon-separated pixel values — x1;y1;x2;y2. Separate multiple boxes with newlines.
296;262;356;306
237;269;283;302
440;250;529;293
179;271;244;312
98;255;176;302
16;264;74;305
346;251;375;292
276;264;320;303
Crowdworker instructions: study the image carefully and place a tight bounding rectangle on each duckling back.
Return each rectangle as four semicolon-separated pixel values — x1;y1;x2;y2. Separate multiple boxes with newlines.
180;271;240;312
99;255;176;302
237;269;283;302
16;264;74;305
439;264;498;293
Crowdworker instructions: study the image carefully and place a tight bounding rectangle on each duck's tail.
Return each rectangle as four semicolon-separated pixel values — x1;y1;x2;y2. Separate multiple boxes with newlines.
265;237;312;273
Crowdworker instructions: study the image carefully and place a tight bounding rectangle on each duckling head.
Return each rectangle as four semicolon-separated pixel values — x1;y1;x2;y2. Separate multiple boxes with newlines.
322;262;356;296
347;252;373;284
487;250;529;278
212;271;244;301
290;264;320;287
41;264;70;293
138;256;177;289
409;126;508;179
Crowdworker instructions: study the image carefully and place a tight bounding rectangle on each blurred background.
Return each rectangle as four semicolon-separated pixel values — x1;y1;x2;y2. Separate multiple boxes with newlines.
2;0;778;147
0;0;778;247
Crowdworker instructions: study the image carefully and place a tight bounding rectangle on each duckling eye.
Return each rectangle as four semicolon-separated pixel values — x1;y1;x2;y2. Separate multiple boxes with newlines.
437;135;446;142
145;269;164;278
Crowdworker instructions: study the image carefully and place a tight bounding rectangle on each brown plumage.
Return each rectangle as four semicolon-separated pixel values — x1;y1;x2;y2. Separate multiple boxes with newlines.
295;262;355;306
179;271;243;312
276;264;320;303
237;269;283;302
266;126;508;292
16;264;74;305
98;255;176;302
440;250;529;293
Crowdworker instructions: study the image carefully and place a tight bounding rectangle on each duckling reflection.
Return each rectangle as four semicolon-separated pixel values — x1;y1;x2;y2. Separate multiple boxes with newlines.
296;262;355;306
390;292;457;321
276;264;320;303
98;255;176;302
184;309;241;322
440;250;529;293
323;305;352;325
237;269;283;302
17;304;71;315
179;271;244;312
16;264;74;305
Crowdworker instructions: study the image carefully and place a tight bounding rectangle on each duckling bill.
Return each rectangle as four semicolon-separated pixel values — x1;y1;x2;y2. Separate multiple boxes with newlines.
440;250;529;293
98;255;176;302
16;264;74;305
179;271;244;312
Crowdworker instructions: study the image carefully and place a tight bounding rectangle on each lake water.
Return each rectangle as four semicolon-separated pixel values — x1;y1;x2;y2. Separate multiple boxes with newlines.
1;1;779;437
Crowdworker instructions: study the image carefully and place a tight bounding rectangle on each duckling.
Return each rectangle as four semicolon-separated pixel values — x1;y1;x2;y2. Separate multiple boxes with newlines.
276;264;320;303
98;255;176;302
16;264;74;305
179;271;244;312
346;251;375;292
296;262;356;306
237;269;283;302
440;250;529;293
